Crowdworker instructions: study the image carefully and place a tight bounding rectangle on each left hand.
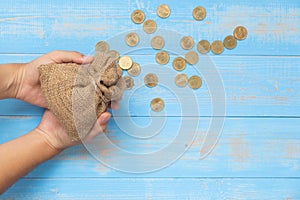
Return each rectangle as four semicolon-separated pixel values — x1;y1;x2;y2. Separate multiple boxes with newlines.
15;50;93;108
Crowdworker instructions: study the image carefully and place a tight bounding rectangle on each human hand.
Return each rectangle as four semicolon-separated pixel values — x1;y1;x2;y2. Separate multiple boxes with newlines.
15;50;93;108
36;110;112;150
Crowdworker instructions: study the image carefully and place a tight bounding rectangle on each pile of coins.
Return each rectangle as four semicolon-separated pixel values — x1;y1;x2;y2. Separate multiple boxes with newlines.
95;4;248;112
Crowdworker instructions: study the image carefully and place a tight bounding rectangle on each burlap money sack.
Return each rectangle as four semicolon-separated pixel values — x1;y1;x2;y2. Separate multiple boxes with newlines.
39;52;124;141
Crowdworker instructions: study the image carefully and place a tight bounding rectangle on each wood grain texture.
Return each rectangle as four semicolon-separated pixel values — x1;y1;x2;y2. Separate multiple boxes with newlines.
3;178;300;199
0;55;299;117
0;0;299;198
0;116;299;178
0;0;299;55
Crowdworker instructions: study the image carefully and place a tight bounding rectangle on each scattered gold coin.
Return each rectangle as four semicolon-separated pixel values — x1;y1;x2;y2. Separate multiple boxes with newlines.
150;98;165;112
119;56;133;70
197;40;211;54
127;62;141;77
151;36;165;50
144;73;158;87
172;57;186;71
180;36;194;50
233;26;248;40
174;74;188;87
157;4;171;18
188;75;202;89
185;51;199;65
95;41;109;52
192;6;206;21
211;40;224;55
123;76;135;90
223;35;237;50
108;50;120;61
156;51;170;65
125;32;139;47
143;19;157;34
131;10;145;24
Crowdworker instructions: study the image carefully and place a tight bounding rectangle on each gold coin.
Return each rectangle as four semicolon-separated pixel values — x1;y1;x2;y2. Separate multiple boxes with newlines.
157;4;171;18
185;51;199;65
119;56;133;70
180;36;194;50
127;62;141;77
234;26;247;40
174;74;188;87
172;57;186;71
197;40;210;54
156;51;170;65
143;19;157;34
95;41;109;52
108;50;120;61
223;35;237;50
125;32;139;47
123;76;134;90
188;75;202;89
151;36;165;50
211;40;224;55
192;6;206;21
144;73;158;87
150;98;164;112
131;10;145;24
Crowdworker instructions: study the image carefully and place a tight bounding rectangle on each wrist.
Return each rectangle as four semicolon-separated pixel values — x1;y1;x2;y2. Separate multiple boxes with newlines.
0;63;25;99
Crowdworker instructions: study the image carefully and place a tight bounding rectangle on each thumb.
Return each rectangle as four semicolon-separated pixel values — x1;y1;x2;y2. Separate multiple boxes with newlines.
83;112;111;142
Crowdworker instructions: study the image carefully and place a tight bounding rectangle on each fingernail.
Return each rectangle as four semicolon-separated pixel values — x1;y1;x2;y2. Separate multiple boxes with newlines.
81;55;93;62
100;114;110;124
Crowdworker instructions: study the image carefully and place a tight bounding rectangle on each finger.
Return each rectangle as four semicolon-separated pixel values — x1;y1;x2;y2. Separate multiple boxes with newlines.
83;112;111;141
109;101;120;110
48;50;94;64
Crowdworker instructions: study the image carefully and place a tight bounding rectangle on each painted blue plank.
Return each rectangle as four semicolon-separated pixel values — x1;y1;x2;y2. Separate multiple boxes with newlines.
0;0;299;55
3;178;300;199
0;116;299;177
0;55;299;117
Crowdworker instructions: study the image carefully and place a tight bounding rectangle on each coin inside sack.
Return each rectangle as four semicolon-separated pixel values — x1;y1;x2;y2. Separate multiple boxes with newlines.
125;32;139;47
174;73;188;87
156;51;170;65
119;56;133;70
95;41;109;52
185;51;199;65
172;57;186;71
143;19;157;34
197;40;211;54
192;6;206;21
144;73;158;87
123;76;135;90
151;36;165;50
107;50;120;61
234;26;248;40
150;98;165;112
188;75;202;89
211;40;224;55
127;62;141;77
157;4;171;18
131;10;145;24
180;36;194;50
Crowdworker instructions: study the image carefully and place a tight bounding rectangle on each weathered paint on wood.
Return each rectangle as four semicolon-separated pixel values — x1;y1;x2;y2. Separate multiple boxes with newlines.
0;55;299;117
3;178;300;199
0;116;299;178
0;0;299;198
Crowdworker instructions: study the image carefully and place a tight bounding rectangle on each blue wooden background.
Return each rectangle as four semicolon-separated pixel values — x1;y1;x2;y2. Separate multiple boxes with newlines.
1;0;300;199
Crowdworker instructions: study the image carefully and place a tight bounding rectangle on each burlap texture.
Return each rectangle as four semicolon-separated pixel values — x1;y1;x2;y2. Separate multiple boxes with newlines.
39;52;124;141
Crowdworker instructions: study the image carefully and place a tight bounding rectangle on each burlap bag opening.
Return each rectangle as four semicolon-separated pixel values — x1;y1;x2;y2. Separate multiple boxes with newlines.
39;52;124;141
